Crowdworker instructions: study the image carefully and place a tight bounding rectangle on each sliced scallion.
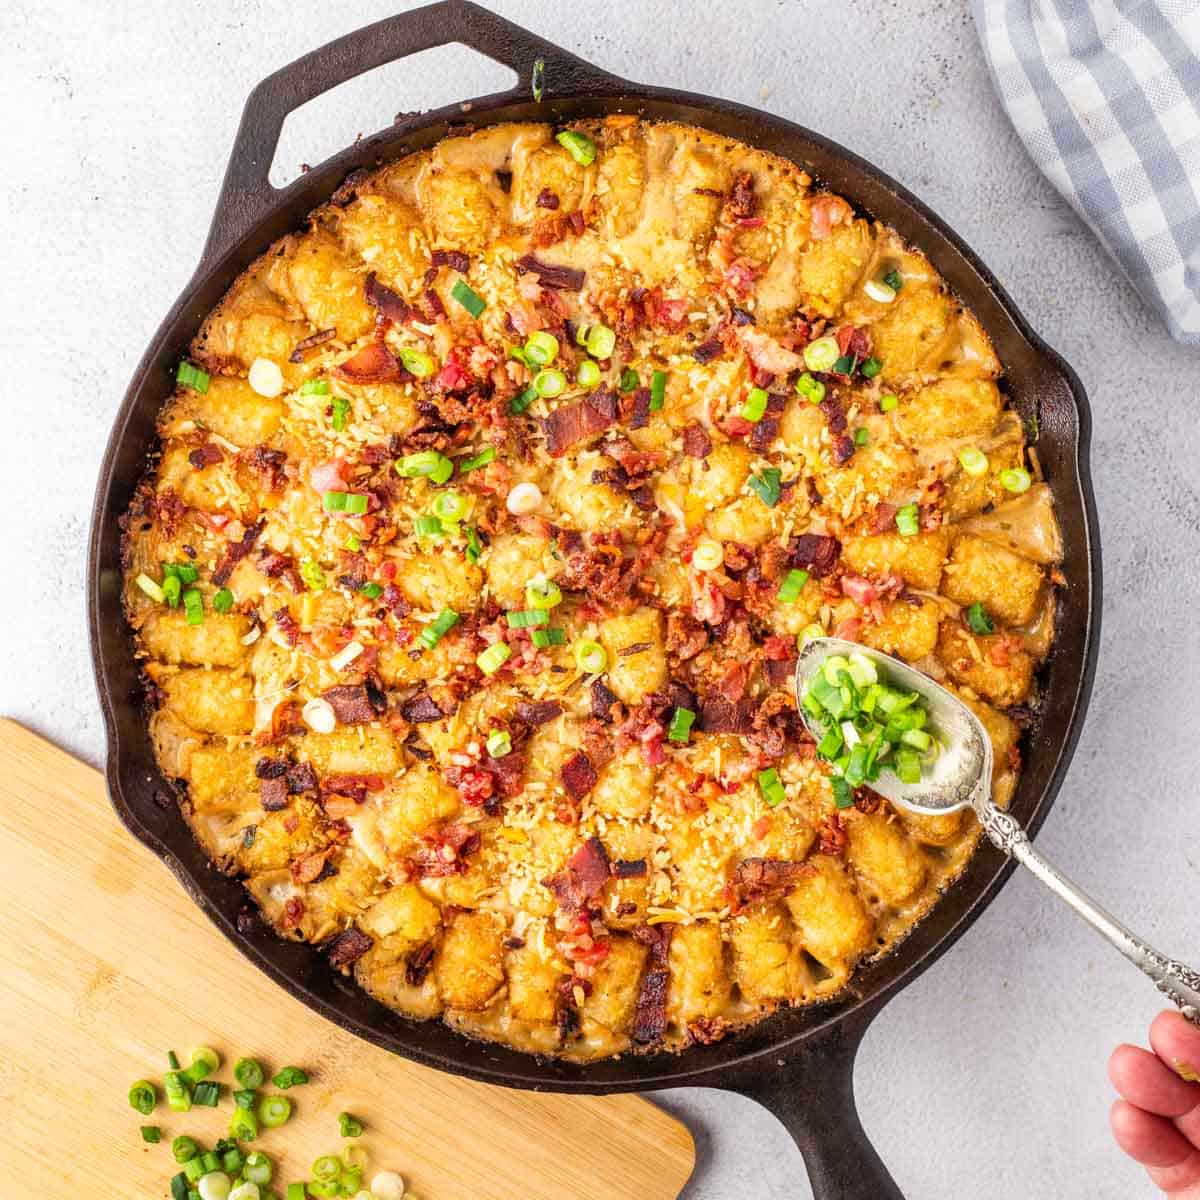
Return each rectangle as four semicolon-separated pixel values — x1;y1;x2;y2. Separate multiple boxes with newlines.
576;359;601;389
777;568;809;604
758;767;786;807
506;608;549;629
584;324;616;359
556;129;596;166
802;335;840;373
476;642;512;675
530;626;565;647
176;361;210;394
795;372;826;405
450;278;486;318
667;707;696;743
398;347;437;378
748;467;782;508
486;729;512;758
741;387;768;423
965;601;994;635
999;466;1032;494
419;609;459;650
894;503;920;537
524;330;559;366
573;640;607;673
649;369;667;411
458;446;496;473
533;368;566;397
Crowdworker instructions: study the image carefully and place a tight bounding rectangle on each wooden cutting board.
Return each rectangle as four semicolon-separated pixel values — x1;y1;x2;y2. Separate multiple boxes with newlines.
0;719;694;1198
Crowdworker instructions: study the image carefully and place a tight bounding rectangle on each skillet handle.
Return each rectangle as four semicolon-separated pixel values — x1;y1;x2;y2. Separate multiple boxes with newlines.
200;0;632;267
726;1009;904;1200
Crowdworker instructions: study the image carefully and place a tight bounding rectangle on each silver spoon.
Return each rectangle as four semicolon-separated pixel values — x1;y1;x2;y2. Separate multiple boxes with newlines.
795;637;1200;1025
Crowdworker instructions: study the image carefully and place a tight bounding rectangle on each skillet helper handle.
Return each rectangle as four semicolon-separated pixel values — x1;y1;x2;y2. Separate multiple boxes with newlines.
729;1012;905;1200
979;803;1200;1024
200;0;631;266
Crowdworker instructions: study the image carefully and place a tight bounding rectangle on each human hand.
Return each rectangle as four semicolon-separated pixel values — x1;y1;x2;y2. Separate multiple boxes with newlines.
1110;1011;1200;1195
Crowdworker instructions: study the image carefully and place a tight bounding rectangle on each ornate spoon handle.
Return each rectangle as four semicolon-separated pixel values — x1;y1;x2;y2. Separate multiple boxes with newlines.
979;804;1200;1024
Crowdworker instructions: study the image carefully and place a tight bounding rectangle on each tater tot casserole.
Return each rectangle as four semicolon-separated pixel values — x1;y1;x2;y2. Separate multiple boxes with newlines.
122;117;1063;1061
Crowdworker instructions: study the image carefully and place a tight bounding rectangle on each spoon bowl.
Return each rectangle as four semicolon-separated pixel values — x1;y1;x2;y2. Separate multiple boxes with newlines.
794;637;990;815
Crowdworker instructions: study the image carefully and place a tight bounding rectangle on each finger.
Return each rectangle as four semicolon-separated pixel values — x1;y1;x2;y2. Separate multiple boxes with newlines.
1109;1044;1200;1117
1151;1011;1200;1088
1110;1100;1199;1169
1147;1155;1200;1196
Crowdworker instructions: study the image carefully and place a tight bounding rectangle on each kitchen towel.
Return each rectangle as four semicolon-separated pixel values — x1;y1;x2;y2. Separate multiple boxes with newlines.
972;1;1200;345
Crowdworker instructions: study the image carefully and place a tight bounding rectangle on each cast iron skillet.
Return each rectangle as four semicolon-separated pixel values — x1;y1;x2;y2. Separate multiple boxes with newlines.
88;4;1101;1195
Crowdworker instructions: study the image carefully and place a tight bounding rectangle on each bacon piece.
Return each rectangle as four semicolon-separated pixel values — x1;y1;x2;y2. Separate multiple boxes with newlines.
410;824;480;878
363;273;413;324
544;836;611;914
327;925;373;968
542;387;619;456
631;924;672;1046
688;1016;732;1045
259;776;289;812
836;324;872;361
309;458;350;494
406;941;435;985
613;858;648;879
818;811;848;856
628;386;651;430
748;692;801;758
515;700;563;727
188;443;223;470
748;393;787;454
288;327;337;362
697;696;756;735
788;533;841;578
431;248;470;273
291;847;334;885
681;422;712;458
320;773;384;804
400;692;444;723
832;434;855;465
536;188;560;210
871;502;899;534
726;171;757;221
515;254;585;291
443;764;496;808
333;340;403;384
730;857;810;905
819;394;847;435
591;678;622;723
666;611;708;662
764;657;797;686
841;574;879;607
244;445;288;493
212;519;265;586
692;337;724;364
321;685;379;725
560;751;598;801
259;549;304;594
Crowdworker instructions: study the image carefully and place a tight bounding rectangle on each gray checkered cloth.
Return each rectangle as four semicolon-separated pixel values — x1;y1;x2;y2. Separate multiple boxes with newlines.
972;1;1200;344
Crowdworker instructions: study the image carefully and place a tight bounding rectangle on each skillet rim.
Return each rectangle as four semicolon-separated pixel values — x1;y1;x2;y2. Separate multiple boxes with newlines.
87;55;1101;1095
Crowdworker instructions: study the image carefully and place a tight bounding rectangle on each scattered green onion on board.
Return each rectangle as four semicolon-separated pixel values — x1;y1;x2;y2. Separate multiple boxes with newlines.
129;1081;157;1115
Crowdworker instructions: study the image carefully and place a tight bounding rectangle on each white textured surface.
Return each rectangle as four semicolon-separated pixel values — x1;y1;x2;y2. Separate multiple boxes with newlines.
2;3;1195;1197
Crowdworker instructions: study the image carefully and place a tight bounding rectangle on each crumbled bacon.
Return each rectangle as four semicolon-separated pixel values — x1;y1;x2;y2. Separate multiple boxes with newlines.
400;692;444;723
322;684;383;725
288;327;337;361
536;188;560;210
542;387;618;456
212;519;265;586
819;394;848;435
591;678;622;723
543;836;611;914
725;171;757;221
515;700;562;727
188;443;223;470
319;773;384;804
243;445;288;493
697;696;756;735
692;337;724;364
612;859;648;878
627;386;651;430
327;925;373;969
631;925;672;1045
818;811;848;856
729;857;810;906
281;897;305;930
443;764;496;808
666;610;708;662
273;606;300;645
333;339;404;384
291;848;334;885
515;254;585;291
431;248;470;273
788;533;841;578
748;691;802;758
560;751;598;801
259;776;289;811
410;823;481;877
681;422;712;458
836;324;872;362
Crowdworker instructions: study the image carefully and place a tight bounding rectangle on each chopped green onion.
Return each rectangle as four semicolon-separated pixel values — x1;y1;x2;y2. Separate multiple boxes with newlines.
509;384;538;415
802;335;840;373
854;427;869;447
172;1136;199;1163
831;354;856;375
795;372;826;405
243;1152;273;1186
532;58;545;102
530;626;566;647
184;1046;220;1083
859;357;882;379
526;577;563;609
741;387;769;422
450;278;486;318
619;367;640;392
164;1070;191;1112
533;368;566;397
432;491;468;523
506;608;549;628
798;622;825;649
345;533;362;552
758;767;786;808
313;1155;342;1182
584;324;616;359
894;503;920;537
486;729;512;758
958;447;989;477
299;558;325;590
360;582;383;600
328;395;350;433
465;526;483;563
286;1185;306;1200
748;467;782;508
459;446;496;473
882;268;903;292
257;1094;293;1129
164;562;200;584
999;466;1032;494
167;1050;181;1070
398;347;437;378
135;574;165;603
524;330;559;366
864;278;897;304
556;129;596;166
396;450;453;482
649;369;667;411
574;640;607;673
816;726;844;759
177;361;210;394
233;1057;264;1090
212;588;234;614
300;378;330;396
171;1171;190;1200
965;601;994;635
576;359;601;389
419;609;459;650
413;515;444;538
323;491;369;515
306;1183;339;1199
901;728;933;752
777;568;809;604
879;393;898;413
894;747;921;784
667;707;696;743
129;1081;157;1115
831;776;855;809
222;1147;244;1175
182;586;204;625
162;574;182;608
335;1112;364;1139
234;1089;258;1110
229;1104;259;1142
477;642;512;675
199;1151;219;1176
192;1081;220;1107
